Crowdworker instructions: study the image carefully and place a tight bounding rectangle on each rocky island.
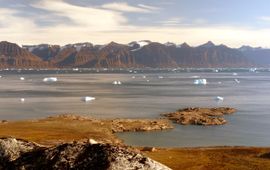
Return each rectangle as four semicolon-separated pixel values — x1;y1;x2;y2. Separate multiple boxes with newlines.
162;107;236;125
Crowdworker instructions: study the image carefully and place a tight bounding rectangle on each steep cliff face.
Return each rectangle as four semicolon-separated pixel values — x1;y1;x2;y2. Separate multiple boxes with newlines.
23;44;60;61
0;41;49;68
239;46;270;66
132;42;178;67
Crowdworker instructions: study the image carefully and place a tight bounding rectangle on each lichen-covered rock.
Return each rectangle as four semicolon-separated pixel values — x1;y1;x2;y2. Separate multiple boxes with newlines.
0;138;171;170
163;107;236;126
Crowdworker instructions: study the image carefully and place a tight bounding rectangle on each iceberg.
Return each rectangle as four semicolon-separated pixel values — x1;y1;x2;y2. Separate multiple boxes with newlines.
132;76;136;79
215;96;224;102
234;79;240;83
142;75;146;79
20;98;25;102
190;76;200;78
158;76;164;79
81;96;95;102
194;79;207;85
20;77;25;80
249;68;257;72
113;81;122;85
232;73;238;76
43;77;58;82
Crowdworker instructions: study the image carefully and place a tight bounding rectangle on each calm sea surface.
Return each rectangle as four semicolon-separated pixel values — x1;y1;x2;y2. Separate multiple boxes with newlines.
0;68;270;147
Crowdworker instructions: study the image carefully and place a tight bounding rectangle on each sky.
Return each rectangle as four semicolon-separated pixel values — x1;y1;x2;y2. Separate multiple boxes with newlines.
1;0;270;47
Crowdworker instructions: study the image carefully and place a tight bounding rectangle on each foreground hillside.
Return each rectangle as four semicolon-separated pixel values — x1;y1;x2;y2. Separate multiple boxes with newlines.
0;114;270;169
2;40;269;68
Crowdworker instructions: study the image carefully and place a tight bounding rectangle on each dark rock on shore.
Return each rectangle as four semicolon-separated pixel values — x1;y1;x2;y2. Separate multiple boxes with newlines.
162;107;236;126
0;138;171;170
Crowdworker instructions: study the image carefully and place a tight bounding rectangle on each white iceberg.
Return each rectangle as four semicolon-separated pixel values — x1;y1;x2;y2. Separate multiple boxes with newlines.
20;98;25;102
194;79;207;85
232;73;238;76
43;77;58;82
158;76;164;79
132;76;136;79
215;96;224;102
249;68;257;72
0;75;2;78
234;79;240;83
20;77;25;80
190;76;200;78
81;96;95;102
113;81;122;85
142;75;146;79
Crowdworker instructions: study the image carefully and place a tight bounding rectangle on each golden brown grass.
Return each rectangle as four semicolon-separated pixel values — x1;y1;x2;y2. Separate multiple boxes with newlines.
0;115;269;170
143;147;270;170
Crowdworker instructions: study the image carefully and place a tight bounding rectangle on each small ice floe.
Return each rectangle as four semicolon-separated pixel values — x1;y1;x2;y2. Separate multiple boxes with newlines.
146;79;150;82
20;77;25;80
132;76;136;79
190;76;200;78
0;75;2;78
81;96;95;102
218;82;222;84
215;96;224;102
234;79;240;84
20;98;25;103
158;76;164;79
194;79;207;85
72;68;79;71
232;73;238;76
43;77;58;82
214;69;219;73
249;68;257;72
142;75;146;79
113;81;122;85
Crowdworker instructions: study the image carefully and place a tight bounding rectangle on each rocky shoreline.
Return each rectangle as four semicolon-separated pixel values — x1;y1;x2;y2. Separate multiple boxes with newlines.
0;114;173;145
162;107;236;125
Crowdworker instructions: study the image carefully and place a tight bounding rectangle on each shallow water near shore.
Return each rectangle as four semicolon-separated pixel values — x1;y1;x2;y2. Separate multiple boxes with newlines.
0;68;270;147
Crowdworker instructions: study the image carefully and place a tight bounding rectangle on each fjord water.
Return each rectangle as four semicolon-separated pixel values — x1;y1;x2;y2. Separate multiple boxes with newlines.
0;69;270;147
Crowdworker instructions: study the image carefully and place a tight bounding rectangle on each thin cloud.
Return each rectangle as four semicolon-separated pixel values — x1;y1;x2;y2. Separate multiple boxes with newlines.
101;2;156;13
137;4;161;11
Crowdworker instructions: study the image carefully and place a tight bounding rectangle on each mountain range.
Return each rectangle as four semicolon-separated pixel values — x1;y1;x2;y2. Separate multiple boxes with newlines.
0;40;269;68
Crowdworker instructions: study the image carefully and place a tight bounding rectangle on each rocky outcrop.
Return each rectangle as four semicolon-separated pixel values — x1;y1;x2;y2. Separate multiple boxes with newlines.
110;119;173;133
162;107;236;126
259;152;270;159
0;138;171;170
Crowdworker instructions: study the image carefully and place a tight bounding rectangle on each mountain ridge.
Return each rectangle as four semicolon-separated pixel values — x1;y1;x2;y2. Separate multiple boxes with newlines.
0;40;268;68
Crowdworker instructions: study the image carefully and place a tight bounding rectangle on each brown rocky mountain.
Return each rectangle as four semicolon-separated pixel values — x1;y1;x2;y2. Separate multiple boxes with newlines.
1;40;267;68
0;41;49;68
239;46;270;67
